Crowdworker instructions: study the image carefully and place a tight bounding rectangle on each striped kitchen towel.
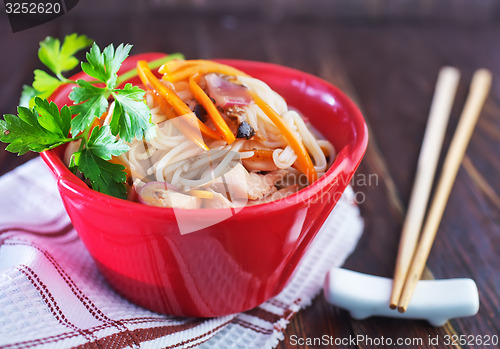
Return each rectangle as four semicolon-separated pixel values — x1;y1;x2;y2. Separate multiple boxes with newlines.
0;157;363;348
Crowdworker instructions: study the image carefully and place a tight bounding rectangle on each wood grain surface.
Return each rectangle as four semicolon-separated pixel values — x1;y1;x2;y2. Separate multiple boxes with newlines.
1;2;499;348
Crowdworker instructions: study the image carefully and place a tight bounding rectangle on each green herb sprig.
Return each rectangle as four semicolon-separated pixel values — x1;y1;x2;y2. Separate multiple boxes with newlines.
21;34;94;107
1;33;183;199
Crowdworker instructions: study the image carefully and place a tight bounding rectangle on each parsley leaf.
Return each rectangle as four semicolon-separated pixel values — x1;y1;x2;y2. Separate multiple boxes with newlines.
35;97;72;137
20;85;38;108
81;43;132;88
38;34;93;76
69;80;109;135
70;125;129;198
72;148;128;199
32;69;63;99
86;125;130;160
70;43;136;136
5;34;182;200
0;98;73;155
21;34;92;108
111;83;154;142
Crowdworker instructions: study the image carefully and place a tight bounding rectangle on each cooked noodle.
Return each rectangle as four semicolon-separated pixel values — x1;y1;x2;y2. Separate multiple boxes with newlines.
64;60;336;208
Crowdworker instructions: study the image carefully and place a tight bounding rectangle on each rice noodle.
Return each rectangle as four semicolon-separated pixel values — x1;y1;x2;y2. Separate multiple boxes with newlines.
72;65;337;207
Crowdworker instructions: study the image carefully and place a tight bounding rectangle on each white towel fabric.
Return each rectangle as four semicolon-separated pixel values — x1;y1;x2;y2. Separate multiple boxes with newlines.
0;157;363;348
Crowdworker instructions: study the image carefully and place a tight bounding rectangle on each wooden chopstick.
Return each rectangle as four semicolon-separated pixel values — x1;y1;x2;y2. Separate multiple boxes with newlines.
389;67;460;310
397;69;492;313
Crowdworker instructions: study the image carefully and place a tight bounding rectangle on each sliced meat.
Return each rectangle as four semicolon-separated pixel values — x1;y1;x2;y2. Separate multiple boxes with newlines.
248;185;300;205
246;172;278;200
139;182;202;209
199;163;279;201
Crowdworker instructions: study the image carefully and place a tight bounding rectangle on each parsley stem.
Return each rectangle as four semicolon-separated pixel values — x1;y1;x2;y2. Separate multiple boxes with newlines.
116;53;185;86
56;73;75;85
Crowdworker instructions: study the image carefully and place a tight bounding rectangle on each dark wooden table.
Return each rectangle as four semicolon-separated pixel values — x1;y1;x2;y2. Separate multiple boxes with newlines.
1;2;499;348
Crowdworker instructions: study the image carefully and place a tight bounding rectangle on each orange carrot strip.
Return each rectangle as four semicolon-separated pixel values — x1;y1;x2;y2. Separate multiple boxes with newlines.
150;91;216;152
137;61;209;150
109;155;131;178
138;61;221;141
159;60;249;77
250;92;318;183
189;74;235;144
137;61;188;116
158;59;199;75
149;90;215;149
151;89;221;140
137;61;218;150
164;61;249;83
149;91;177;122
76;111;107;137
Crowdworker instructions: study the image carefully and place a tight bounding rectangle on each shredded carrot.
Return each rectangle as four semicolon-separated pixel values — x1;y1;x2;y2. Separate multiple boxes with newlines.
189;74;235;144
162;61;249;83
75;111;107;137
138;61;221;141
109;155;131;178
148;91;176;122
250;92;318;183
149;90;221;146
92;112;107;129
137;60;222;150
158;59;200;75
159;60;249;77
150;90;221;140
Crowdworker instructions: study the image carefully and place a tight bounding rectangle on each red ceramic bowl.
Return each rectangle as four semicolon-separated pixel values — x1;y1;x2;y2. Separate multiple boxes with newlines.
41;54;368;317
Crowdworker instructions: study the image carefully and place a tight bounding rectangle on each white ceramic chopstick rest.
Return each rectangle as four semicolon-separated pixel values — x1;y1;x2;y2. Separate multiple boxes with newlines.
324;268;479;326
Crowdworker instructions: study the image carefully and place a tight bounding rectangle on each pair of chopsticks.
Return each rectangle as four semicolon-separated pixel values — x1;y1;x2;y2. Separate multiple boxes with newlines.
389;67;492;313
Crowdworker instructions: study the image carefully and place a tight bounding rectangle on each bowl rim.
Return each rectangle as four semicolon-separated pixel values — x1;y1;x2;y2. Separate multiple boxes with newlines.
41;54;368;218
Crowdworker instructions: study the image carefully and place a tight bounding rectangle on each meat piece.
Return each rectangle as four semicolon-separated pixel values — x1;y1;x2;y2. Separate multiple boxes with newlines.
166;192;202;209
200;163;279;201
225;105;245;121
139;181;202;209
246;172;277;200
248;185;300;205
202;163;249;200
205;73;251;107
